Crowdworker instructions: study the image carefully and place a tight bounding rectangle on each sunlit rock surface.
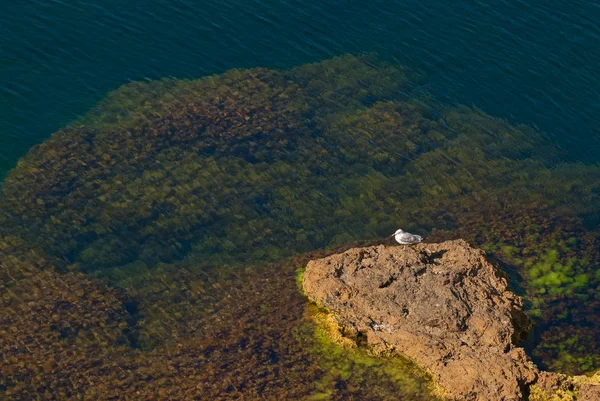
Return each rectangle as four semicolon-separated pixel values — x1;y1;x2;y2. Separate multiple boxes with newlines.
303;240;598;400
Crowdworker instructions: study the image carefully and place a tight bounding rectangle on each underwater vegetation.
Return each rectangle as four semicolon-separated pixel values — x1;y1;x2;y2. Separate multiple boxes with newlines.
1;240;440;400
1;54;599;398
299;305;441;401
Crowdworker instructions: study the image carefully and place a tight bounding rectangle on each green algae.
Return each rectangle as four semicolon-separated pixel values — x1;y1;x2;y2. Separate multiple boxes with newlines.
298;305;441;401
528;249;589;297
295;267;306;292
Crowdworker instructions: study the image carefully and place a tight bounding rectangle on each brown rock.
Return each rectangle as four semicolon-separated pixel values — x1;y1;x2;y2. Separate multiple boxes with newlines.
534;371;570;393
303;240;538;400
579;385;600;401
575;372;600;401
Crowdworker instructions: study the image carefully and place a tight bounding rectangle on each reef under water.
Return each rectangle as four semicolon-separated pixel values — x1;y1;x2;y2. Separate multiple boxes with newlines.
1;55;599;399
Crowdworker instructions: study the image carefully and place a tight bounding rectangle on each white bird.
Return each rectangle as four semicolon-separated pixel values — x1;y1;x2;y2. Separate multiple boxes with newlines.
391;228;423;245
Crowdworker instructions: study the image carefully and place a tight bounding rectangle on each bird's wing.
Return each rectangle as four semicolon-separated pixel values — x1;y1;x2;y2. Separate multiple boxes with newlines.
399;232;422;243
398;232;415;241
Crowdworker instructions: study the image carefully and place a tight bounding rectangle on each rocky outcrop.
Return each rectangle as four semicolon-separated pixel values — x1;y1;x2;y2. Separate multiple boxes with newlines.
303;240;538;400
533;371;600;400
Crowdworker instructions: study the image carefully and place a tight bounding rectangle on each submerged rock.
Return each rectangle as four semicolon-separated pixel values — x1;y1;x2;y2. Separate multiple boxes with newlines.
303;240;538;400
1;54;598;373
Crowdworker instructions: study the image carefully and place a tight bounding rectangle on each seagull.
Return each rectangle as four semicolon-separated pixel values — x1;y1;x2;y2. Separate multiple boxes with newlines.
391;229;423;245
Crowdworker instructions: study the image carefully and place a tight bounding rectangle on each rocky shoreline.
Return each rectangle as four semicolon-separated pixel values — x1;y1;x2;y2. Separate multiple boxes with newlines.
302;240;600;400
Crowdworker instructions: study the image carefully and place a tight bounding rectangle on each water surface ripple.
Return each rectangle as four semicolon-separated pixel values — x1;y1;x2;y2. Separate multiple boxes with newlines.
2;0;600;178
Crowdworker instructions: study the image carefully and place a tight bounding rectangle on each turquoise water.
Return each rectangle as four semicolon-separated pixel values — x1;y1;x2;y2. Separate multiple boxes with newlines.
2;0;600;180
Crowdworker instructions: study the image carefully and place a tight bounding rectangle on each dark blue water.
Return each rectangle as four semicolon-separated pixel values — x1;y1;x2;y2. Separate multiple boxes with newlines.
2;0;600;180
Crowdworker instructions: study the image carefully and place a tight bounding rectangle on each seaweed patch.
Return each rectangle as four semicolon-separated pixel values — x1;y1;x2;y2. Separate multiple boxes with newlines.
1;54;599;398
